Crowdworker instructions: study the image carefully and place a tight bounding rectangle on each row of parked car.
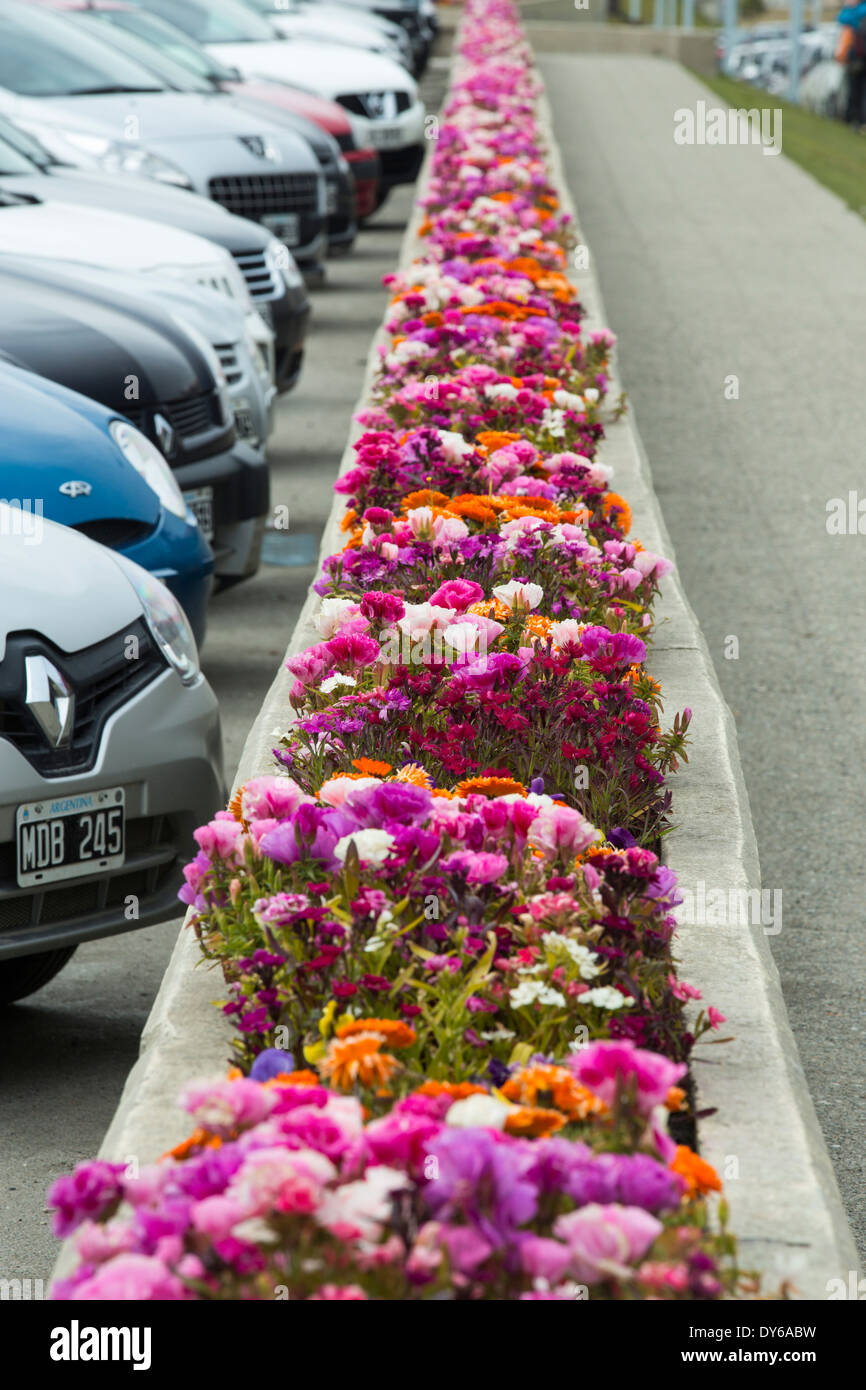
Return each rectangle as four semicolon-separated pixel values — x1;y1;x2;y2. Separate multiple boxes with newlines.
716;19;840;99
0;0;435;1001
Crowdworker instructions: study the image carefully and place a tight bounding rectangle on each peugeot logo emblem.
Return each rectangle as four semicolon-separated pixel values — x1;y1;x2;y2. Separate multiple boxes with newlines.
24;654;75;749
241;135;280;162
59;480;92;499
153;413;175;457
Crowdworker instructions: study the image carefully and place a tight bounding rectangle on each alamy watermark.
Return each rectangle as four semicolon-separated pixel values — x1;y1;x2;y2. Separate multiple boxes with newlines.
674;100;782;157
674;881;782;935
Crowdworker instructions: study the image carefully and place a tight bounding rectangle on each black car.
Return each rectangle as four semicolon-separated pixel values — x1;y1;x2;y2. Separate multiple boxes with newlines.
0;256;271;587
0;114;310;392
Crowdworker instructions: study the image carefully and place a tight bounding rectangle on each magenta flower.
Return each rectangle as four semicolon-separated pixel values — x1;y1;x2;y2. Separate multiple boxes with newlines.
48;1161;126;1238
570;1041;686;1114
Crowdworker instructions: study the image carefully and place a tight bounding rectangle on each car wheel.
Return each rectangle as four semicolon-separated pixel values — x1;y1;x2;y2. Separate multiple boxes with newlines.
0;947;78;1005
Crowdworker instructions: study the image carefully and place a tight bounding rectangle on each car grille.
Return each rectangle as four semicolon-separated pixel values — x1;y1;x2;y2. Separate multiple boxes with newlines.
0;814;180;931
336;91;411;118
214;342;243;386
209;173;319;219
232;247;282;301
124;392;220;445
0;619;167;778
69;519;156;549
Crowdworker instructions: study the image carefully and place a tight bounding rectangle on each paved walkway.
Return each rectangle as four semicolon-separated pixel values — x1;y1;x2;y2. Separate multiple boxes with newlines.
542;52;866;1257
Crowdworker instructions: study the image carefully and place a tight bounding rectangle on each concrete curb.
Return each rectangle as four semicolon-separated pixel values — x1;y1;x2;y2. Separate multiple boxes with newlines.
55;28;859;1298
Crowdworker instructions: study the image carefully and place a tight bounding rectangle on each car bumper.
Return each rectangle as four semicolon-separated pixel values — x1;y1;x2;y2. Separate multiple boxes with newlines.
0;668;224;961
266;283;312;395
345;148;381;220
342;100;426;171
175;441;270;584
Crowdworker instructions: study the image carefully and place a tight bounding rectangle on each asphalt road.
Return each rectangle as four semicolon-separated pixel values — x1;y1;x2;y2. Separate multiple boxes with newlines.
0;186;417;1289
541;53;866;1256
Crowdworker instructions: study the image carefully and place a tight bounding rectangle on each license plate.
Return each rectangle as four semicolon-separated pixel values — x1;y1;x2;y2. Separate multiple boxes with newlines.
16;787;125;888
326;182;338;214
262;212;300;247
370;124;402;149
184;486;214;541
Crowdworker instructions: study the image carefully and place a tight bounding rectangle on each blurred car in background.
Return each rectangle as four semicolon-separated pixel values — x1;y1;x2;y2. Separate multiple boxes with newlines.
0;508;224;1003
0;361;214;643
0;257;274;587
0;114;311;391
55;1;383;222
130;0;426;206
0;1;329;274
242;0;414;69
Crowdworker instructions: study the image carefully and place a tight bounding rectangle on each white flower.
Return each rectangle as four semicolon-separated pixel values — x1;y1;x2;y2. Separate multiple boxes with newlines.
484;382;519;401
316;1166;408;1242
333;829;396;868
582;987;634;1010
319;674;357;695
584;387;600;405
364;937;385;953
443;621;482;656
397;602;456;638
446;1095;511;1130
550;619;586;647
315;596;359;639
509;980;566;1009
492;579;543;612
542;933;602;980
436;428;475;462
541;407;567;438
553;389;585;412
479;1028;516;1042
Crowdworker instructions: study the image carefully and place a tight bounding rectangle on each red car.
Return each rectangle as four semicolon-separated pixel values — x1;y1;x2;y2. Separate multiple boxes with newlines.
27;0;382;222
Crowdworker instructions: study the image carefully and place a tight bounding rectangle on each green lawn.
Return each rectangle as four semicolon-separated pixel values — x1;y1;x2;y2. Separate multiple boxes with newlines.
695;72;866;217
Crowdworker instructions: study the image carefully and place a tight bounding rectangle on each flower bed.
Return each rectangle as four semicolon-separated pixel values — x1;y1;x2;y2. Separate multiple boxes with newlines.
49;0;750;1302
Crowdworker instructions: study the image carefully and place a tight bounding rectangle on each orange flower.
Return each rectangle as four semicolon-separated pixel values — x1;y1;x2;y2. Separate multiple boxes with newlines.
670;1146;722;1196
445;496;498;525
335;1018;417;1048
320;1034;402;1091
392;763;433;788
502;1063;607;1120
523;615;554;644
401;489;451;511
417;216;432;237
475;430;521;453
431;787;457;799
416;1080;487;1100
421;311;444;327
352;758;392;776
264;1070;320;1089
340;508;357;533
466;597;511;621
504;1106;565;1138
602;492;632;534
165;1128;222;1161
666;1086;687;1113
454;775;528;798
228;785;246;824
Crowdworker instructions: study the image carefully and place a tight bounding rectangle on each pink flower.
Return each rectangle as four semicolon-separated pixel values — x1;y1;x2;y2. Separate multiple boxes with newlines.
570;1041;687;1115
240;776;310;824
285;643;334;684
708;1007;727;1030
554;1204;663;1284
527;804;600;859
308;1284;369;1300
193;814;247;866
180;1078;276;1136
518;1234;572;1283
429;578;485;612
668;974;702;1002
61;1253;190;1301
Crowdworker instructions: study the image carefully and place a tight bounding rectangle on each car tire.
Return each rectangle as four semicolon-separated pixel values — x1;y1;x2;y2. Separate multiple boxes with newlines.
0;947;78;1005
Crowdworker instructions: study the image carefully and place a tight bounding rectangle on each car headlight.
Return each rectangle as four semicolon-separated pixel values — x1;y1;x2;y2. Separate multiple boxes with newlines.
153;258;254;310
109;419;188;520
170;316;234;428
265;237;303;290
113;554;200;686
61;131;193;188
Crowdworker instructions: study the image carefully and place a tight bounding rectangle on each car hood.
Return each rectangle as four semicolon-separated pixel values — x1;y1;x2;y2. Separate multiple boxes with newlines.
0;199;235;276
0;263;214;406
0;363;161;535
223;79;352;137
0;506;141;660
206;39;417;98
0;90;319;166
270;12;401;51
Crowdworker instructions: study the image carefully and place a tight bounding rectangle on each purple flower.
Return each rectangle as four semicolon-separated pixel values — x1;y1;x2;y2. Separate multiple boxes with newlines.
579;626;647;673
250;1048;295;1083
424;1129;538;1245
48;1161;126;1238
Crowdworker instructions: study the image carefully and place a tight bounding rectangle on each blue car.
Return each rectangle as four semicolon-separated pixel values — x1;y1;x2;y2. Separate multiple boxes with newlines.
0;362;213;644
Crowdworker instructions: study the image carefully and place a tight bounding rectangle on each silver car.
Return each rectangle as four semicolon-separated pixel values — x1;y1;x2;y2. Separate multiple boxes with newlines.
0;2;328;268
0;507;224;1003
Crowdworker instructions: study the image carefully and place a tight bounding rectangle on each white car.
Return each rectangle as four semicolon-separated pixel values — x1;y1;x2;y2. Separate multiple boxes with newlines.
248;0;414;69
134;0;426;198
0;194;253;308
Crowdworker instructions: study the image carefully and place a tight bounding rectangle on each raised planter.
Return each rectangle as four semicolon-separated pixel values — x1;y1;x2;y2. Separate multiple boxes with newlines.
54;27;859;1298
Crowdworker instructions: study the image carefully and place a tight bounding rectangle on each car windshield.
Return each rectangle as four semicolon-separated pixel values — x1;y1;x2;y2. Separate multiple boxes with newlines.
132;0;279;45
78;13;215;94
0;10;166;97
95;9;240;84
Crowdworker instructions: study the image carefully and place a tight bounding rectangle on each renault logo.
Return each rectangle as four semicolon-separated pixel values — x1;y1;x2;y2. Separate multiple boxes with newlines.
153;413;175;457
240;135;281;162
24;655;75;749
59;480;92;499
